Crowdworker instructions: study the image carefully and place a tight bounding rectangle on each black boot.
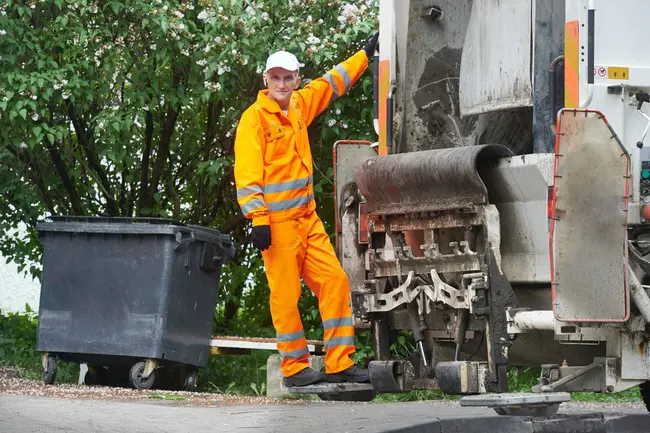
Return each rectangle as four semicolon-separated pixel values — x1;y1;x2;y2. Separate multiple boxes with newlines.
326;365;370;383
282;367;326;387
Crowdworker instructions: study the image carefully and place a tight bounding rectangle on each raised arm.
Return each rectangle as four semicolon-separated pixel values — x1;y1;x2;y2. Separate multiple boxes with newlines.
294;49;369;126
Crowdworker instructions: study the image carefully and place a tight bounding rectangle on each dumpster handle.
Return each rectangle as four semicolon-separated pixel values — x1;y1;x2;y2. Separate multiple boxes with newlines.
174;231;195;250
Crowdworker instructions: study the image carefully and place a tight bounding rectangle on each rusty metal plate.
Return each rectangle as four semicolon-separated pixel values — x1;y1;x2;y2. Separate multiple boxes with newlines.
354;144;512;215
551;110;630;322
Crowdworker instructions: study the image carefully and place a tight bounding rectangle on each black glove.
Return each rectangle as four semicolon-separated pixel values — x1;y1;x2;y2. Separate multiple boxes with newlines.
363;32;379;58
251;225;271;251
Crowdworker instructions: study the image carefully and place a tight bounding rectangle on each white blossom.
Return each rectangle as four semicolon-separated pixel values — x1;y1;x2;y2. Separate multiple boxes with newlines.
173;10;184;18
336;109;341;115
196;59;208;67
214;36;222;44
0;30;6;36
20;142;27;149
327;119;336;127
197;10;209;20
30;113;39;121
62;92;69;100
261;12;269;21
204;81;222;92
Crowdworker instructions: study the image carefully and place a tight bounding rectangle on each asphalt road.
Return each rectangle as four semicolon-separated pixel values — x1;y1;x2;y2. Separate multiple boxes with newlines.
1;394;649;433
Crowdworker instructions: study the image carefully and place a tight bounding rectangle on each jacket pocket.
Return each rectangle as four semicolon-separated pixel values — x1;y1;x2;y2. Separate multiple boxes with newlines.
264;124;291;161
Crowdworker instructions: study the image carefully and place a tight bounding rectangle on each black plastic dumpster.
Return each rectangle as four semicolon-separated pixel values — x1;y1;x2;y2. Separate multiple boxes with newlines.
35;216;235;390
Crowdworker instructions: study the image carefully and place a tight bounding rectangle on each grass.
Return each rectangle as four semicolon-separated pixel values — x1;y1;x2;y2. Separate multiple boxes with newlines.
0;309;78;383
0;310;644;403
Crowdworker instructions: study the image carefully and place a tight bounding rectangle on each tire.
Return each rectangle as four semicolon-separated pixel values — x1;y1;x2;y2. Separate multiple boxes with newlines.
42;355;57;385
129;361;156;390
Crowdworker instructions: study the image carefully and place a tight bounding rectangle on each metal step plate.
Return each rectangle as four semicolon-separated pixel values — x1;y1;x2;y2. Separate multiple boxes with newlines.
459;392;571;407
286;382;375;394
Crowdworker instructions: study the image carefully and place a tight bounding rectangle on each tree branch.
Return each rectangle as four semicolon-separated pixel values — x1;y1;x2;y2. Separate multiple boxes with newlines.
220;213;246;234
67;102;119;215
137;109;154;214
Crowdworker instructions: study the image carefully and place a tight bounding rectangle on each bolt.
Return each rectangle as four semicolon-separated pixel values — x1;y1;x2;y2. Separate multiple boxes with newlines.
606;385;615;393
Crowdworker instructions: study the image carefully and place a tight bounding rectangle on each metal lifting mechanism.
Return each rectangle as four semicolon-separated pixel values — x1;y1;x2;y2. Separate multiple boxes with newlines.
288;0;650;417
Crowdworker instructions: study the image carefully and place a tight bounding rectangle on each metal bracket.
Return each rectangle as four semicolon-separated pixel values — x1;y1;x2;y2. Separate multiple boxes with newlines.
421;6;443;21
356;269;472;314
142;359;158;379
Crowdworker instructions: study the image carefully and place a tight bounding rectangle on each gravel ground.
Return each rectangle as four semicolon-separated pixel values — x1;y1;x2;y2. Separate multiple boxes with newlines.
1;366;647;413
0;367;309;408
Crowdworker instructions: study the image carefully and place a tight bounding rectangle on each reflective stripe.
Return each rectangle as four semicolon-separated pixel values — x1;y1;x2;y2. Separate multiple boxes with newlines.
237;185;263;199
265;175;311;194
241;197;266;215
334;64;352;91
323;317;354;330
324;336;355;348
268;194;313;212
279;347;309;359
323;72;340;99
277;330;305;343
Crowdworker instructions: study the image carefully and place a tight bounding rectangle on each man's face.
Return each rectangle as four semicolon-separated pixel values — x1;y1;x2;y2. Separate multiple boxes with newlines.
265;67;301;107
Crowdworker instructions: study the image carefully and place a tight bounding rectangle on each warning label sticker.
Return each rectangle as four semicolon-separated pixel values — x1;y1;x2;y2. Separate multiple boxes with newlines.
608;66;629;80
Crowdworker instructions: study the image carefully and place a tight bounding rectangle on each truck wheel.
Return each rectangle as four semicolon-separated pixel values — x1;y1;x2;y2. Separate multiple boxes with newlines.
42;355;57;385
129;361;156;390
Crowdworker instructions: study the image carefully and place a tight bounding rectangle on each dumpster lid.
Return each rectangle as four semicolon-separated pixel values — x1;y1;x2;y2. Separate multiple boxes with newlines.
37;216;235;260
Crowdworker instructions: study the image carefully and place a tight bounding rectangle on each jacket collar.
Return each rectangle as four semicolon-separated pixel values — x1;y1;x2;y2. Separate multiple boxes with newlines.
256;90;296;115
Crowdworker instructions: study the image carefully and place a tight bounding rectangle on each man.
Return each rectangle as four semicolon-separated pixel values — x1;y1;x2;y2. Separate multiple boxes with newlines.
234;33;379;387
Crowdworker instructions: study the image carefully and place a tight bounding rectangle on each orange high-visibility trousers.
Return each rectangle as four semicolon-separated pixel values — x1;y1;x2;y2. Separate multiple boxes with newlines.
262;211;356;377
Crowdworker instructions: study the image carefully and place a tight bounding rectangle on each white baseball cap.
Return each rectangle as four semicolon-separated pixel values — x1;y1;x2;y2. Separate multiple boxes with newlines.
264;51;301;73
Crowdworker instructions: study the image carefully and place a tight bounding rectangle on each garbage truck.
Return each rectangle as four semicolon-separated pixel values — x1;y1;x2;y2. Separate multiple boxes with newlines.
289;0;650;415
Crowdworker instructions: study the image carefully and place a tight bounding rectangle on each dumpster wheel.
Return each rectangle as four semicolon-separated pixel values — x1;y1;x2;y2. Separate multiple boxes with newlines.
42;354;57;385
129;361;156;390
184;370;198;392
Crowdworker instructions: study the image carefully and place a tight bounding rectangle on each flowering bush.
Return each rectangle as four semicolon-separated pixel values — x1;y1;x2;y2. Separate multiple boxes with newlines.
0;0;377;324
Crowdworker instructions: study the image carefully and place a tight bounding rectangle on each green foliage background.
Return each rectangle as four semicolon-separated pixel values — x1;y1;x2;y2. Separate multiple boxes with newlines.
0;0;378;340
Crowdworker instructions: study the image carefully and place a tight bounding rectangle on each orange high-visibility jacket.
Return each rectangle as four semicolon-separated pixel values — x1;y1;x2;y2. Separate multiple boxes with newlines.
234;50;369;226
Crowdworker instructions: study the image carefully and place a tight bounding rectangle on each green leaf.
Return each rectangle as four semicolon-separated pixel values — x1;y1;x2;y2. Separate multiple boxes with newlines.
147;394;184;400
47;134;55;144
18;109;27;120
32;126;42;137
6;91;15;101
